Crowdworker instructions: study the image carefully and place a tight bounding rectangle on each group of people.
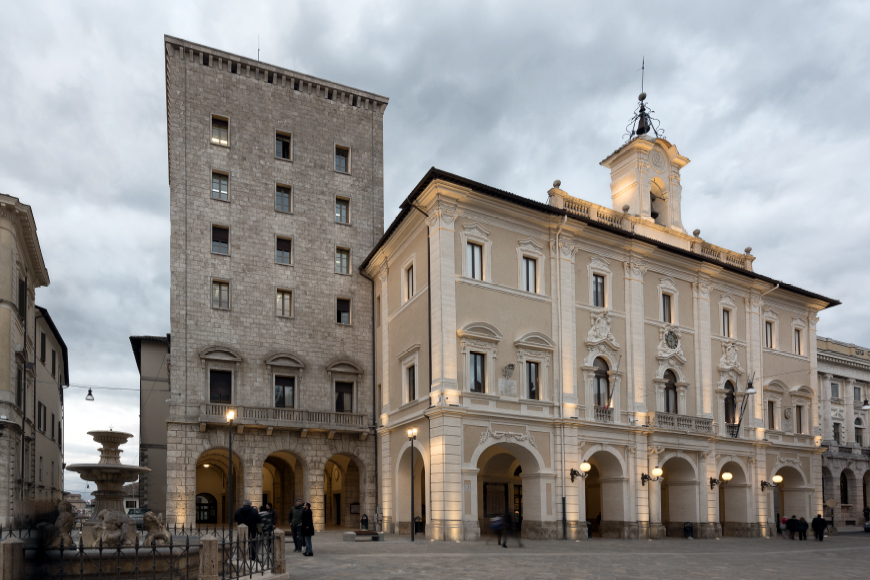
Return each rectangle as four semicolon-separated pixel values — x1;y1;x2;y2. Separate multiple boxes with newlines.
777;514;830;541
233;498;316;559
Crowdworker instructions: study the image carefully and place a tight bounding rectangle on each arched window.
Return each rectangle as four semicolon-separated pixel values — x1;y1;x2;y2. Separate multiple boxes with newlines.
664;370;678;414
724;382;736;424
593;358;610;407
196;493;217;524
840;472;849;505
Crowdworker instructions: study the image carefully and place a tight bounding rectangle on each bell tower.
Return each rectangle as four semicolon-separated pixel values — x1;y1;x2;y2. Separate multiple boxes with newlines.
600;93;690;233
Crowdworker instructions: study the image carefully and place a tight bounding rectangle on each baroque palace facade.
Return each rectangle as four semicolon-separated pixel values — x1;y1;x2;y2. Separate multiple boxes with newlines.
360;111;837;540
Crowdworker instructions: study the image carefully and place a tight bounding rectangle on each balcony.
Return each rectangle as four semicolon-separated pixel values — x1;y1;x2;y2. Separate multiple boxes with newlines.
726;423;739;438
649;412;714;434
594;406;614;423
200;402;369;433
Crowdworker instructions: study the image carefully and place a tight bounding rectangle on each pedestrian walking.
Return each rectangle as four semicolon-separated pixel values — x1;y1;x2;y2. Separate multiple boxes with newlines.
301;502;315;556
489;516;504;546
797;517;808;541
265;502;278;528
234;499;262;561
811;514;827;541
500;507;523;548
786;515;799;540
289;498;305;553
780;517;789;539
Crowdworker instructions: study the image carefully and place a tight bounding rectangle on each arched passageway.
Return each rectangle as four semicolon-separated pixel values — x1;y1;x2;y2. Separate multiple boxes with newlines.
195;448;243;527
583;450;627;538
324;454;364;529
395;444;427;535
262;451;307;526
717;461;750;536
660;456;698;537
771;466;810;523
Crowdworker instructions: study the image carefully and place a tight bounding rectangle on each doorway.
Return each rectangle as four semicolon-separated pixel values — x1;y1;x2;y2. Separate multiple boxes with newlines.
333;494;341;526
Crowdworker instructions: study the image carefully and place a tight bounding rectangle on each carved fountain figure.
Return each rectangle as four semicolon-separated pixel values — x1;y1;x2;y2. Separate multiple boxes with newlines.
66;430;150;547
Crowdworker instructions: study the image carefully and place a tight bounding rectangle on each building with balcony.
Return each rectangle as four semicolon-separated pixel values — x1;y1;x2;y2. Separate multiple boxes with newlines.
816;336;870;527
361;96;838;540
162;37;386;530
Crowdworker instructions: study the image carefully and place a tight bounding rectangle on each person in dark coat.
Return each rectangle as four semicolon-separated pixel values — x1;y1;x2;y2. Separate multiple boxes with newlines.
301;502;315;556
811;514;828;541
785;515;799;540
289;499;305;553
265;503;278;528
797;517;809;541
234;499;262;560
500;507;523;548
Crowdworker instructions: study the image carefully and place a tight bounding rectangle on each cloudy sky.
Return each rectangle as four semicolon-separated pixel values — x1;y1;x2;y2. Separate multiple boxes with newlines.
1;1;868;499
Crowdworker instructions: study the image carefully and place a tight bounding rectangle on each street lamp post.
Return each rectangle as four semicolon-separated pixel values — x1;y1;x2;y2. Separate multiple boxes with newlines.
227;410;235;535
408;428;418;542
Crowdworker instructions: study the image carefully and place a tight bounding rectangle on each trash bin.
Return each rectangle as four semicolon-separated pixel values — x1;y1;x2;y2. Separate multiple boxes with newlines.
360;514;369;531
414;516;424;534
683;522;694;539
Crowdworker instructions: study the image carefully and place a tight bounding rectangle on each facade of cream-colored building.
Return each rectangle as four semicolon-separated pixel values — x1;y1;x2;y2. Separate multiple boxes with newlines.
362;114;837;540
815;336;870;527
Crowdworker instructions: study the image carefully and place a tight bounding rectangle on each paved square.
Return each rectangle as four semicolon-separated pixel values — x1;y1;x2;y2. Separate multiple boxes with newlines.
280;530;870;580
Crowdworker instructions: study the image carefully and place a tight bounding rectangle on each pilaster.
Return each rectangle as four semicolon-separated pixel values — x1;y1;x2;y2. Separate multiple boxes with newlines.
427;201;459;397
558;239;578;411
695;277;713;416
747;293;764;438
426;408;464;541
625;259;648;412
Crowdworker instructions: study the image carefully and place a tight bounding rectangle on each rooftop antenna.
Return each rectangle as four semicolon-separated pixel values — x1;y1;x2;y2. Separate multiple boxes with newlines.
639;57;645;94
258;35;260;62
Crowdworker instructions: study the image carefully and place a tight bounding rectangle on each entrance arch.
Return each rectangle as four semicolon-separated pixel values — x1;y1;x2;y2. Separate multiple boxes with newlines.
324;453;366;529
716;460;751;536
195;448;243;528
660;455;698;536
581;447;628;538
772;465;810;522
262;451;308;526
395;441;428;535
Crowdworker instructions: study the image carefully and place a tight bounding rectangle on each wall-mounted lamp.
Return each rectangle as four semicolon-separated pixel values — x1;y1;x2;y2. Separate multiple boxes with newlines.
863;399;870;411
570;462;592;482
641;466;663;486
761;474;783;491
710;471;733;489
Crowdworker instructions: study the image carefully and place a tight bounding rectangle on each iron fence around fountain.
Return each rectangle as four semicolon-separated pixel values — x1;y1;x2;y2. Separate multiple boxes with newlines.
25;535;197;580
219;530;276;580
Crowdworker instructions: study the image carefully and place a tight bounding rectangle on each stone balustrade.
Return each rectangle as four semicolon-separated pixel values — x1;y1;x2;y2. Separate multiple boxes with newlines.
200;402;368;432
649;412;714;434
593;406;614;423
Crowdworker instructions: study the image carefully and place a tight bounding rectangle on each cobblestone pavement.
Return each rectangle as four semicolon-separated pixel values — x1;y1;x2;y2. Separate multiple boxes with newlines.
280;530;870;580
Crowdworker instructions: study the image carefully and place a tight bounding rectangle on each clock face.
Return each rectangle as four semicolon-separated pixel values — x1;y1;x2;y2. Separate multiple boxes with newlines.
665;331;679;349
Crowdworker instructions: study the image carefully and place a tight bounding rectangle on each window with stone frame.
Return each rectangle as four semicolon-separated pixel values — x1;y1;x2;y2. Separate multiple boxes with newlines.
275;131;292;160
794;328;803;355
209;370;232;404
767;400;776;430
212;226;229;255
592;274;605;308
274;376;295;408
276;237;292;265
831;381;840;399
662;293;673;324
336;298;351;325
663;370;678;414
212;280;230;309
275;185;292;213
795;405;804;434
40;332;46;362
593;357;609;407
855;419;864;447
211;172;229;201
522;256;537;293
211;116;228;146
335;197;350;224
407;364;416;402
722;308;732;338
765;321;775;349
334;145;350;173
276;289;292;318
467;242;483;281
526;361;540;400
724;382;737;424
335;381;353;412
833;422;841;444
335;247;350;275
470;352;486;393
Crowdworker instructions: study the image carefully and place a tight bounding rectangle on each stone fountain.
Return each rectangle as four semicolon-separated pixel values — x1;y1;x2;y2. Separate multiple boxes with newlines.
66;430;150;546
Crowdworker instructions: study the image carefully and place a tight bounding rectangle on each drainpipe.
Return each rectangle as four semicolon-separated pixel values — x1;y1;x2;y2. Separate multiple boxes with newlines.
554;215;568;539
360;268;379;530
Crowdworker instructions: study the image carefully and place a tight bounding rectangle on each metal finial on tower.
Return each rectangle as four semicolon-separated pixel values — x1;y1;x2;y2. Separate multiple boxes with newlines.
623;59;665;142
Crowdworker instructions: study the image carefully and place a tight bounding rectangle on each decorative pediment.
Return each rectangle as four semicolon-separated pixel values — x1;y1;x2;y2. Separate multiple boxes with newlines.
326;359;363;375
590;256;611;271
515;332;555;351
518;239;545;255
396;344;421;360
792;316;807;328
586;310;620;350
719;294;736;309
790;385;813;398
763;308;778;321
462;222;490;239
264;352;305;369
457;322;503;343
198;345;243;364
717;340;744;374
659;276;678;293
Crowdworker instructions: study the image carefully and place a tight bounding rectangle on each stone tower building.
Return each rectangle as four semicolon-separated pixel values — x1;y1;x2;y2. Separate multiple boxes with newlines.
163;36;387;529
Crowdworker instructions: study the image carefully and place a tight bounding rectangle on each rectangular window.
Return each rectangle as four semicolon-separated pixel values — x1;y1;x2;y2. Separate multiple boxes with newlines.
335;198;350;224
334;146;350;173
335;248;350;274
276;237;292;265
212;281;229;309
51;414;55;439
335;381;353;412
337;298;351;324
276;289;292;317
275;185;292;213
212;226;229;254
15;366;22;408
796;405;803;434
470;352;486;393
40;333;46;362
275;132;292;160
405;265;414;301
855;386;862;402
39;457;42;483
211;172;229;201
794;329;802;355
527;361;540;400
857;427;864;448
831;382;839;399
522;257;537;293
18;279;25;320
58;424;62;447
662;294;672;323
765;321;774;348
274;376;295;408
833;422;841;444
211;116;228;146
51;461;55;486
209;370;232;404
37;402;46;432
467;243;483;280
376;296;381;328
51;350;56;377
592;274;605;307
722;309;731;337
768;401;776;430
126;500;136;509
407;365;416;402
